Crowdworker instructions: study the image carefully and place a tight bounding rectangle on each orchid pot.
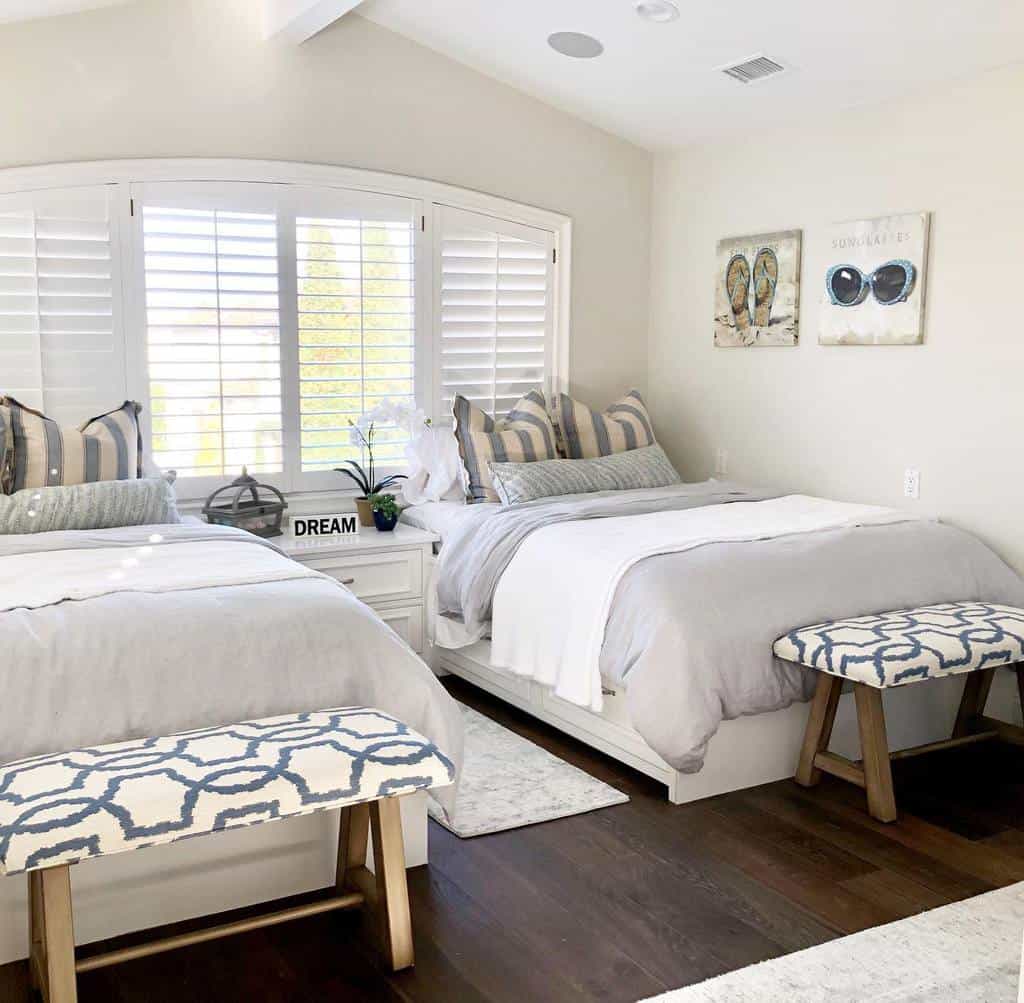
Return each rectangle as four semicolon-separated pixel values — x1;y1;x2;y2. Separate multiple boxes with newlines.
354;496;374;527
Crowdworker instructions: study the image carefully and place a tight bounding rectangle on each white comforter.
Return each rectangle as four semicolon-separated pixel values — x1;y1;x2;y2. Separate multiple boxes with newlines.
490;495;922;710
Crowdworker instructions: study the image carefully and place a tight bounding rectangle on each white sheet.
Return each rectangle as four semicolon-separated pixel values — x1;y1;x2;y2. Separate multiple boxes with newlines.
400;500;487;541
0;538;323;612
489;495;922;711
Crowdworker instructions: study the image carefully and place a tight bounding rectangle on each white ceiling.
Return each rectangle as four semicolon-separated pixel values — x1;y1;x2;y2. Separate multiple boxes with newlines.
0;0;131;24
358;0;1024;151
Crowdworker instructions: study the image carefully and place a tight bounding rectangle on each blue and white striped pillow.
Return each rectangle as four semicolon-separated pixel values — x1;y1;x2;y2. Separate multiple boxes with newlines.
0;404;12;495
452;391;558;503
4;398;143;492
489;443;680;505
552;390;657;459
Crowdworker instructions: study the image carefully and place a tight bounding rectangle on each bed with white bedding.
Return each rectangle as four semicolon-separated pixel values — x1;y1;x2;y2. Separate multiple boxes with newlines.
0;519;464;961
0;522;462;787
418;482;1024;800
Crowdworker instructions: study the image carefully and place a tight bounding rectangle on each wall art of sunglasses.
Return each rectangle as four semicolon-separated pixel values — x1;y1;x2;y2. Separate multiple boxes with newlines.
819;211;929;346
825;260;916;307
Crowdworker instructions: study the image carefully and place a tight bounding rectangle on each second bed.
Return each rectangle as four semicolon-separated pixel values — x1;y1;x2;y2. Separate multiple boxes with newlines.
407;482;1024;802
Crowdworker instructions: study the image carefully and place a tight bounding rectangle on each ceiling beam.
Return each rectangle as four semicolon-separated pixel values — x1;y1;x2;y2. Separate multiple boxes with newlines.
263;0;366;44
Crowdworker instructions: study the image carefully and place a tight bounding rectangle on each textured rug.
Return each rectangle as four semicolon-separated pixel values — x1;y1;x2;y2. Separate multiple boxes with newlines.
645;881;1024;1002
427;703;628;837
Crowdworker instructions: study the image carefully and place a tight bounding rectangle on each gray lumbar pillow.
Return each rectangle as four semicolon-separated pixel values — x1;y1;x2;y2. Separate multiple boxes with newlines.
0;477;182;534
488;442;681;505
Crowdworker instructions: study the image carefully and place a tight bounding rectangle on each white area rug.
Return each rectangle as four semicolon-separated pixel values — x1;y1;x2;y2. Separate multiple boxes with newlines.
427;703;628;837
645;881;1024;1002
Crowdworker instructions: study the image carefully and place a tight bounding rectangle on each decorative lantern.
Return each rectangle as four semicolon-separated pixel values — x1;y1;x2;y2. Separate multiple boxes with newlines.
202;468;287;538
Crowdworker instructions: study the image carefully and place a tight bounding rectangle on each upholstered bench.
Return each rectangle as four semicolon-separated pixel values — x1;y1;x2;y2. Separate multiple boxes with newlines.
775;602;1024;823
0;707;455;1002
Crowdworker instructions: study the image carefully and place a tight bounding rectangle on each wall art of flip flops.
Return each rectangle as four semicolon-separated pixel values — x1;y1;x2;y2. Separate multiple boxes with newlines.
715;229;802;347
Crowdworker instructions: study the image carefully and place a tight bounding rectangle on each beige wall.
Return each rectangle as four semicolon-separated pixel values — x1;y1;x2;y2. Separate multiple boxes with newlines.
649;63;1024;571
0;0;651;403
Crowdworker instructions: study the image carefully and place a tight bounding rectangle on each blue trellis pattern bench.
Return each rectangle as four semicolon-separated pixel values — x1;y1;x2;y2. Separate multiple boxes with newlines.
0;707;456;1003
775;602;1024;823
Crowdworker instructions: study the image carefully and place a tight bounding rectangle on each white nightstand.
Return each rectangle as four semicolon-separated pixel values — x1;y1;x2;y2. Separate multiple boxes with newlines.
277;524;439;655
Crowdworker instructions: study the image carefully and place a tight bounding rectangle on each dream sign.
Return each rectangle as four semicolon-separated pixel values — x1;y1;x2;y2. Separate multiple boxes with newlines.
291;514;359;538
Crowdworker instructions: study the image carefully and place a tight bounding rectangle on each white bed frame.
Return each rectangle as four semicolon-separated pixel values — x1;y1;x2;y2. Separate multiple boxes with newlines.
426;551;1009;804
434;632;1024;806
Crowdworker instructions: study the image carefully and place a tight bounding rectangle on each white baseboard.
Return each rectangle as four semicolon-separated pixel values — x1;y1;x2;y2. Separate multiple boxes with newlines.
0;790;427;966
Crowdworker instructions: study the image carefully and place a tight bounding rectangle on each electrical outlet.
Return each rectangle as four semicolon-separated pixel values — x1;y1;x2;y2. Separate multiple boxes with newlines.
903;468;920;499
715;448;728;477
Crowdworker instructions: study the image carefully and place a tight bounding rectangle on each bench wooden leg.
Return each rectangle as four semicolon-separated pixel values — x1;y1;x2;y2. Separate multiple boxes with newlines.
854;684;898;823
369;797;414;972
797;663;1023;824
953;667;997;738
336;802;370;889
32;865;77;1003
796;673;844;787
28;871;44;995
336;799;413;972
22;803;410;992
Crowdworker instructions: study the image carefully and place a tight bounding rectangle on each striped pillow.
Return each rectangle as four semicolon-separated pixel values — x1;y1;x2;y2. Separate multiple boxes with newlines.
453;391;558;503
552;390;656;459
0;405;12;495
5;398;143;492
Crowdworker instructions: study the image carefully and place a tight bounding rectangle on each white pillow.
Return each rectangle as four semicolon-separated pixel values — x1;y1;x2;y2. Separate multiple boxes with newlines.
402;423;466;505
141;453;177;485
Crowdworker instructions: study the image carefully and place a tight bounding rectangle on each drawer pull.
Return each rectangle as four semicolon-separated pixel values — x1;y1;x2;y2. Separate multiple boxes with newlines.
340;577;355;585
601;686;617;697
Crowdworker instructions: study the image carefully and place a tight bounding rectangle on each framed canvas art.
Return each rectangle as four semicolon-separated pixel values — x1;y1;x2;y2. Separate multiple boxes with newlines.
819;212;930;345
714;229;801;347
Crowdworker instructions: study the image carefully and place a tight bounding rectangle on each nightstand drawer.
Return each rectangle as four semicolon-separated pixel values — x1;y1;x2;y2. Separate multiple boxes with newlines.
376;603;425;653
303;549;423;604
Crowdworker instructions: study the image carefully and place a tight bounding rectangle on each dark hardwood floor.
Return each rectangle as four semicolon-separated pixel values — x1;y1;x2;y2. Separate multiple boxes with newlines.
4;676;1024;1002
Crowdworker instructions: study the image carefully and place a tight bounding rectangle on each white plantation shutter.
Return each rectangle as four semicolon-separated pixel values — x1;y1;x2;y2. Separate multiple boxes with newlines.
295;196;417;476
436;205;554;421
0;186;124;423
0;166;566;497
137;186;283;479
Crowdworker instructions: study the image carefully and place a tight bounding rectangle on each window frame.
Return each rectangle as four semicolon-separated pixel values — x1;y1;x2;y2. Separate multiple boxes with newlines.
0;159;572;503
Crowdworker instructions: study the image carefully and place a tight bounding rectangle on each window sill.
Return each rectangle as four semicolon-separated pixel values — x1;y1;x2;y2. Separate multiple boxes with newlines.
176;486;377;520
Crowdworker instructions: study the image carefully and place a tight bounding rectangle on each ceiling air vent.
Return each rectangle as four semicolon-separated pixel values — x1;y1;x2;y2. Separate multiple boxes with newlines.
720;55;786;84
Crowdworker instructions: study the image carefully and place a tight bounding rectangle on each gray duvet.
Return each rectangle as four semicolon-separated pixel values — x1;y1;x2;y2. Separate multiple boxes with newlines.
437;485;1024;771
0;524;463;810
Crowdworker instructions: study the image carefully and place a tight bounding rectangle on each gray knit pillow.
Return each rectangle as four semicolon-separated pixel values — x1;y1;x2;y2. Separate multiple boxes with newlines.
0;477;181;534
488;443;680;505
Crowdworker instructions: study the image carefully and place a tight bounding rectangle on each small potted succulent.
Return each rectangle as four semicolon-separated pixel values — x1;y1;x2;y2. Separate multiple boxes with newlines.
335;404;407;527
369;492;400;533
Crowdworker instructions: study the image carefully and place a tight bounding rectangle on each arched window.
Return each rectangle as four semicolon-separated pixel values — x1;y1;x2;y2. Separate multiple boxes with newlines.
0;160;570;497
